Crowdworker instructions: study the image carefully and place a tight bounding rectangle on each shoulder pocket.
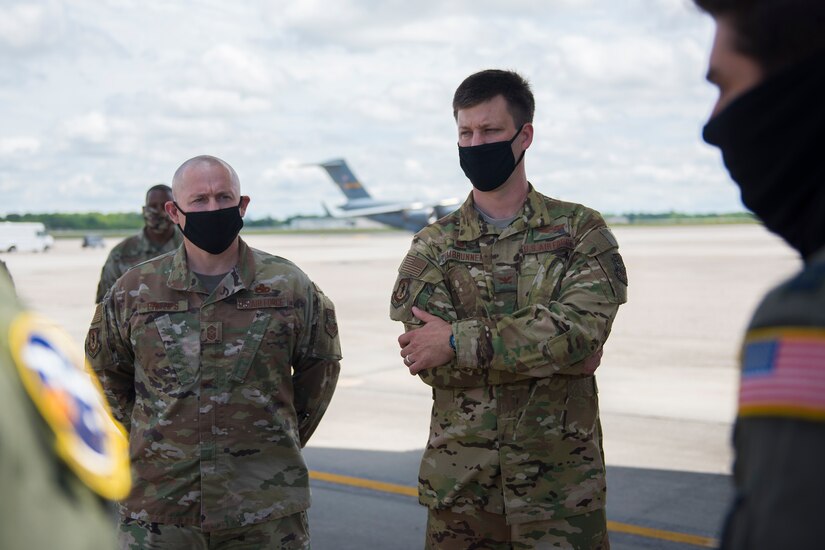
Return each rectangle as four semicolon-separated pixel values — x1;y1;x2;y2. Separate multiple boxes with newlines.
310;289;342;359
580;227;627;304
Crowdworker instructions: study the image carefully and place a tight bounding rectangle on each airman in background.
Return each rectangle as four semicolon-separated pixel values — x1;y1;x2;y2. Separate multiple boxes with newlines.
87;155;341;549
95;183;183;302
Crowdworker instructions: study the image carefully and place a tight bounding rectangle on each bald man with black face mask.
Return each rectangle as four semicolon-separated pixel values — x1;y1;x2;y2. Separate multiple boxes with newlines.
87;155;341;549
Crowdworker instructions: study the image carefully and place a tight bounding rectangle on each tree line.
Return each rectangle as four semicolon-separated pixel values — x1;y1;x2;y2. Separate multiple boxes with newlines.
0;212;291;230
1;211;755;231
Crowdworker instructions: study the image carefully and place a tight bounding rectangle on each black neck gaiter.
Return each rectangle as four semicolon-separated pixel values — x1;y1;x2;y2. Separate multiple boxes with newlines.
702;51;825;261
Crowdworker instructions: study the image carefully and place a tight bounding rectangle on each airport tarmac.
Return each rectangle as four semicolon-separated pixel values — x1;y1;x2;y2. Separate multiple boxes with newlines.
1;224;800;549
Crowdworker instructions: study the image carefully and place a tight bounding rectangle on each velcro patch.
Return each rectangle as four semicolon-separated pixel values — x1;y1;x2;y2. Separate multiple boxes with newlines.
86;327;101;358
521;237;574;255
325;308;338;338
535;223;567;235
200;322;223;344
392;278;412;308
612;253;628;286
237;297;290;310
439;249;483;264
10;311;131;500
399;254;427;277
91;303;103;325
138;300;188;314
739;327;825;421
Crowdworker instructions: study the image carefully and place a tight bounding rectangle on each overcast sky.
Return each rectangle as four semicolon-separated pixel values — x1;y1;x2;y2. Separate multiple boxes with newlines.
0;0;738;219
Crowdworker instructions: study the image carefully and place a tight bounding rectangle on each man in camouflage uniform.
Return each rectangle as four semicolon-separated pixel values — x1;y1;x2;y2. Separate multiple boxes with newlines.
87;155;341;549
1;263;131;549
696;1;825;548
95;183;183;302
391;70;627;549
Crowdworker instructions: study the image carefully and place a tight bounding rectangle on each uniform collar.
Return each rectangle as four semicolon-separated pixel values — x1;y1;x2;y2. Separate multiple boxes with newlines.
457;184;552;241
139;227;183;254
166;237;256;298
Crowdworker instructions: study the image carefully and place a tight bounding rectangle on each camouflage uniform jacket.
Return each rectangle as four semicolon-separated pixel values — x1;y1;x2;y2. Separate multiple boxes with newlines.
95;228;183;302
87;238;342;531
721;246;825;550
390;186;627;523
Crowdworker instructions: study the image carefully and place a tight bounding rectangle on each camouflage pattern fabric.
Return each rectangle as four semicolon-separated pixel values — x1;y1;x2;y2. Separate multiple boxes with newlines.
0;268;118;550
95;227;183;302
87;238;341;531
118;510;310;549
390;186;627;524
721;246;825;550
426;507;609;550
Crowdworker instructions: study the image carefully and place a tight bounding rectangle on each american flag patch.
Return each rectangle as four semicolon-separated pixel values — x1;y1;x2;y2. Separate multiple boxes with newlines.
739;328;825;421
399;254;427;277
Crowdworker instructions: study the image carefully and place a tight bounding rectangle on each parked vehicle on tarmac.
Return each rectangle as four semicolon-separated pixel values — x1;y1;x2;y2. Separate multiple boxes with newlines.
0;222;54;252
82;234;105;248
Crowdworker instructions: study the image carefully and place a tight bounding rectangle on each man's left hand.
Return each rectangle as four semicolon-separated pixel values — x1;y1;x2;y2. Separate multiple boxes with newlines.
398;307;454;375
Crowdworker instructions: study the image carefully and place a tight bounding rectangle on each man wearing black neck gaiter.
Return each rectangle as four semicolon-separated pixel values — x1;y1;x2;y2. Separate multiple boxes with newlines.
695;1;825;548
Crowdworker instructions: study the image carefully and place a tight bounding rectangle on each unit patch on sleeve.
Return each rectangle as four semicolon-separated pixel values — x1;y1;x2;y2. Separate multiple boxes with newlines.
324;308;338;338
8;311;131;500
392;278;412;309
612;253;628;286
86;327;102;358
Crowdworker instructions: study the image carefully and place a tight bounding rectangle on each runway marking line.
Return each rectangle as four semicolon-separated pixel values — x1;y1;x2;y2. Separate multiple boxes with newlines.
309;470;718;548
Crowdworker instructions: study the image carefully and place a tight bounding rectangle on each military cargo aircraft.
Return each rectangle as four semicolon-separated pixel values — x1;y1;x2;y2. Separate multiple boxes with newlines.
315;159;460;232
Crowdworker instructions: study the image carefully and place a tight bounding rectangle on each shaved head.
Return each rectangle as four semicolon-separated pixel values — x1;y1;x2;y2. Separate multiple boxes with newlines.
172;155;240;201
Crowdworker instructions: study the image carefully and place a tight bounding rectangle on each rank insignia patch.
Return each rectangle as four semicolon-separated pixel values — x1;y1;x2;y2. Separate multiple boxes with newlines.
200;321;223;344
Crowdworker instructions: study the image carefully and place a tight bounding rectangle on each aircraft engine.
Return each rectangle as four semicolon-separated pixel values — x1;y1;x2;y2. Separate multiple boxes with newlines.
403;208;436;231
434;204;458;219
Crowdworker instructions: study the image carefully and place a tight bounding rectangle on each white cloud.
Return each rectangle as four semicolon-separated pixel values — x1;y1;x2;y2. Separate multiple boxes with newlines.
0;3;63;51
0;0;738;217
163;89;271;116
60;112;111;144
202;44;276;94
0;137;40;156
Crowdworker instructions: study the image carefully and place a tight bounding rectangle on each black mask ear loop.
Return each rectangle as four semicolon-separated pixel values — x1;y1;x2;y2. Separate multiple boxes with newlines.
511;124;527;168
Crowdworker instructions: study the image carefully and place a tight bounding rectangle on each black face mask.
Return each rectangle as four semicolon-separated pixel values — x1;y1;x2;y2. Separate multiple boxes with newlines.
174;199;244;255
458;125;525;192
702;51;825;260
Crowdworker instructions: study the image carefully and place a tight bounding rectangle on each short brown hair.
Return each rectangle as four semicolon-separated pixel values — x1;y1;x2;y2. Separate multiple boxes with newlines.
452;70;535;128
694;0;825;73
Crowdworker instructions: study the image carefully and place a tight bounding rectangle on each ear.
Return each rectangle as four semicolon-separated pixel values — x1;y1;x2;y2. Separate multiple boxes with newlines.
165;201;181;225
239;196;251;217
520;123;534;151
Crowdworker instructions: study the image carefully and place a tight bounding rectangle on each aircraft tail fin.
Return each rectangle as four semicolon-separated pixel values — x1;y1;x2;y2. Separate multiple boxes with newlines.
318;159;371;200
